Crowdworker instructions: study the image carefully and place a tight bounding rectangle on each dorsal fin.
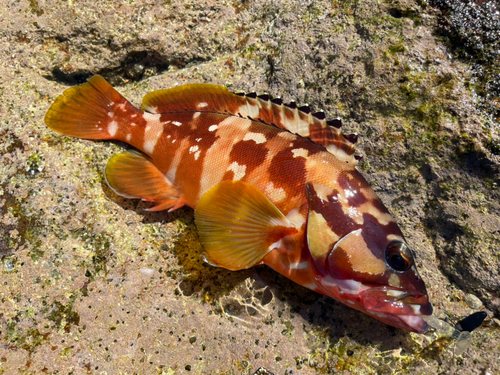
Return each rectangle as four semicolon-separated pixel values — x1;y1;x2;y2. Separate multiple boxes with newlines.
141;83;361;165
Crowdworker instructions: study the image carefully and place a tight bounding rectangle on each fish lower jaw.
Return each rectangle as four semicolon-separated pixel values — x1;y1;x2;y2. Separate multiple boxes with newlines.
397;314;429;333
368;310;429;334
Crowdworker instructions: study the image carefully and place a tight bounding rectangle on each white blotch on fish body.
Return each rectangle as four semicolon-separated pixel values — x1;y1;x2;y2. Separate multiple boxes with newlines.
291;148;308;158
243;132;267;144
286;207;306;228
142;113;163;154
265;181;286;202
227;161;246;180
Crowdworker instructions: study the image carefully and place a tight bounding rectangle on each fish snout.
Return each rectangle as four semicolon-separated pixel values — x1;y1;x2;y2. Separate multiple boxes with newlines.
360;287;433;333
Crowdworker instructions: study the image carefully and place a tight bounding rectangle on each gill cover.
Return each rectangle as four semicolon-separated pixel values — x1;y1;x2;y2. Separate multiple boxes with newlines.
307;182;342;274
306;181;362;275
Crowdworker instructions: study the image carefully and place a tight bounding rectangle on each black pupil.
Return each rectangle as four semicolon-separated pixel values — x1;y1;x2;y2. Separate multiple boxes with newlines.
389;253;407;270
385;242;412;272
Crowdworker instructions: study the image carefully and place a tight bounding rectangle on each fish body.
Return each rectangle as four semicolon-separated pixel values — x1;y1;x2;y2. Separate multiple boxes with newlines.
45;76;432;333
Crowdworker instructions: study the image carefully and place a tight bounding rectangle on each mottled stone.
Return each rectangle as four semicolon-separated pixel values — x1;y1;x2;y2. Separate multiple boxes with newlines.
465;293;484;310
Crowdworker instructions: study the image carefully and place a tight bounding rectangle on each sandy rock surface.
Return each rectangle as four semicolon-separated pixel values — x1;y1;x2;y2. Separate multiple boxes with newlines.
1;0;499;374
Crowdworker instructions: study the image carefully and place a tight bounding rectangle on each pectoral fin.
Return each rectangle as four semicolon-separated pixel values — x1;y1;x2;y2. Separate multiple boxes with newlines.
195;181;295;270
105;151;185;211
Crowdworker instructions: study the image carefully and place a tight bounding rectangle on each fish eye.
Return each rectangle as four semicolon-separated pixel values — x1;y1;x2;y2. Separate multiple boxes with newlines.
385;241;413;272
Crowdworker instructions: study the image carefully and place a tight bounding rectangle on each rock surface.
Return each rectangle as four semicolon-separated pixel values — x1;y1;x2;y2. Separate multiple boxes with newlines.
0;0;499;374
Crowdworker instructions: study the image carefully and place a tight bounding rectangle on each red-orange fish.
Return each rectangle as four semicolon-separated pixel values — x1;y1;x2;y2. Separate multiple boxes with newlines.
45;75;432;333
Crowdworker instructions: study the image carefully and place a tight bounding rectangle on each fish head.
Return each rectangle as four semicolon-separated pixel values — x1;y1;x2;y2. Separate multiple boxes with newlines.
306;180;432;333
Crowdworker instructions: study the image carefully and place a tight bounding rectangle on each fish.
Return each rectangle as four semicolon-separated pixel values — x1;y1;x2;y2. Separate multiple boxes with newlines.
45;75;433;333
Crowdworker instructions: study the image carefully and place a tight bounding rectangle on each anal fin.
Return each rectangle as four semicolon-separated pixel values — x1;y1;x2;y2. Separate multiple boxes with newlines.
105;151;185;211
195;181;297;270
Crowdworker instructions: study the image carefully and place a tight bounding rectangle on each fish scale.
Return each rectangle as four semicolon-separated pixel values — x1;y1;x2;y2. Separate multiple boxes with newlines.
45;75;433;333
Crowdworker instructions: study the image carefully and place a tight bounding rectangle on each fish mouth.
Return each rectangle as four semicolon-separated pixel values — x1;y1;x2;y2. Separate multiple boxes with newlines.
360;288;433;333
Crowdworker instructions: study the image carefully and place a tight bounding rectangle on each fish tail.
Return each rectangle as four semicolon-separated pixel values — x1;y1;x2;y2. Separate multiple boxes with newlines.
44;75;140;140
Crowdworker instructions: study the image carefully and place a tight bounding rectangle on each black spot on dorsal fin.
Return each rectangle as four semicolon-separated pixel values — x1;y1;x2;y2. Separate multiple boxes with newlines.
257;94;270;101
312;111;326;120
326;119;342;129
298;105;311;114
246;92;257;99
285;100;296;109
344;133;358;144
271;97;282;105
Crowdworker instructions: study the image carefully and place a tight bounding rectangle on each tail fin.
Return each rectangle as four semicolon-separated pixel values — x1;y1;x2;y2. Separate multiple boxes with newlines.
44;75;138;140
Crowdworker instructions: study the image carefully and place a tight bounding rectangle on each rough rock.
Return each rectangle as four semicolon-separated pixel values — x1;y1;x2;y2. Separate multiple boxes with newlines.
0;0;499;374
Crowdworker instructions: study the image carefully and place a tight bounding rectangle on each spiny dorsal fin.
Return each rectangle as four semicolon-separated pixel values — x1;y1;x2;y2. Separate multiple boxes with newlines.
142;83;361;165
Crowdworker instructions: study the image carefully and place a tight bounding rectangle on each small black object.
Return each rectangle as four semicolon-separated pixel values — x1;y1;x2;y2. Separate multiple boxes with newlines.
257;94;270;101
456;311;487;332
246;92;257;98
284;100;297;109
271;97;282;105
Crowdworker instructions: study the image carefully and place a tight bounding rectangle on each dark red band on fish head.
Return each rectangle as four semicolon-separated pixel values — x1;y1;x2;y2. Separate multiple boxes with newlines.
337;173;368;208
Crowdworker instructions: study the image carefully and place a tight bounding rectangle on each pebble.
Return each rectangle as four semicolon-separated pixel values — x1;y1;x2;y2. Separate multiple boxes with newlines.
464;293;483;309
